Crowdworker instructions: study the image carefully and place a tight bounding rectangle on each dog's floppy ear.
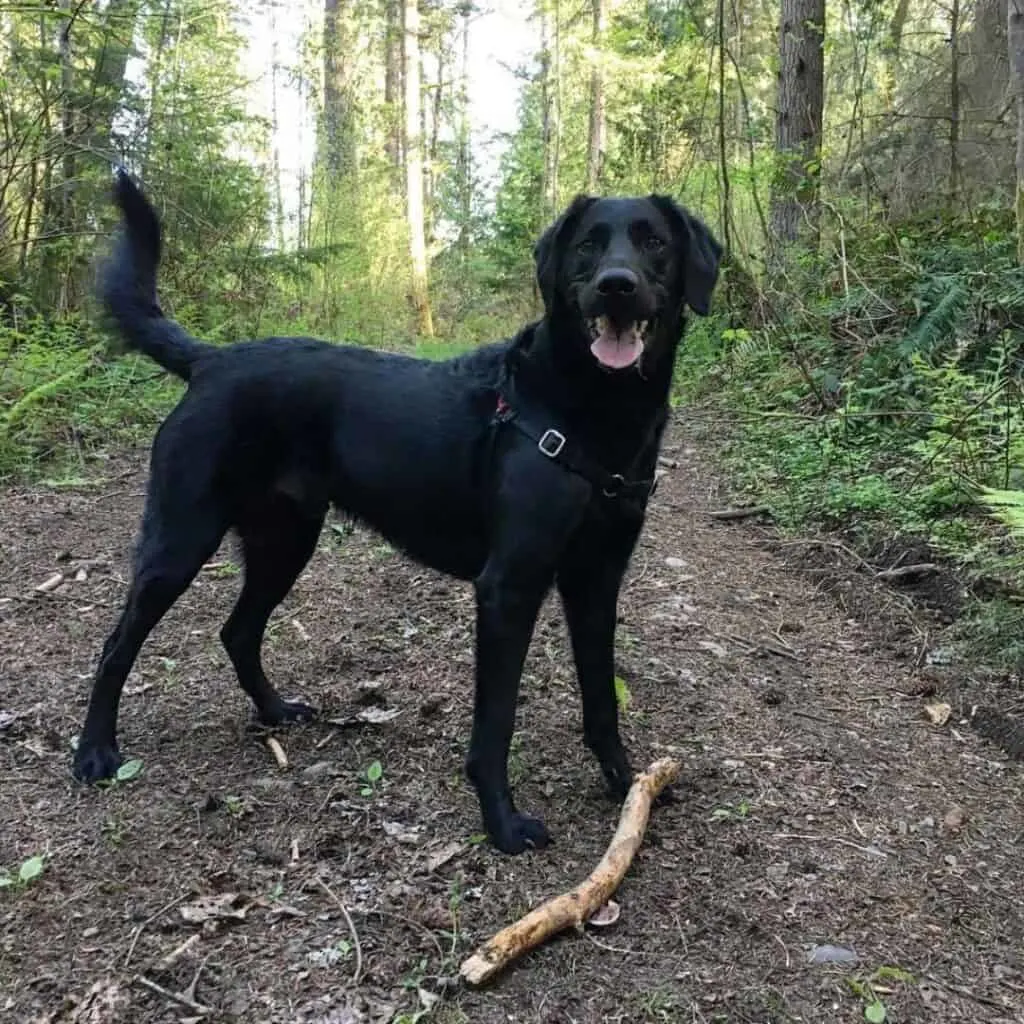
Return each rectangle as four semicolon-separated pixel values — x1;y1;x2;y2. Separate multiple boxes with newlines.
534;194;596;310
648;194;723;316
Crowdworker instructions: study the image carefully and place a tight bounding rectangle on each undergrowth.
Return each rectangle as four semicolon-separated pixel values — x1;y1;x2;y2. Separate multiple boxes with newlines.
677;204;1024;673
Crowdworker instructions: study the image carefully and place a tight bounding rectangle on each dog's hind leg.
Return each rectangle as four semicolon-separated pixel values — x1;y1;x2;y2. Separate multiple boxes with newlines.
73;498;227;783
220;495;327;725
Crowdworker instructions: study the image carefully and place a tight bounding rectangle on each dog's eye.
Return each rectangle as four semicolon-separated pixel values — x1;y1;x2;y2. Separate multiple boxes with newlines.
576;238;598;256
644;235;667;253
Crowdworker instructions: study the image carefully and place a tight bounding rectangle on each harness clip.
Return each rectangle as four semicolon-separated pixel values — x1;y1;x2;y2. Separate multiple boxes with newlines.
602;473;626;498
538;429;566;458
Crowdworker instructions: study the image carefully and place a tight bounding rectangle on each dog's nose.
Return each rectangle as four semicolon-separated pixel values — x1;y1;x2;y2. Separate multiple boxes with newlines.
596;269;638;296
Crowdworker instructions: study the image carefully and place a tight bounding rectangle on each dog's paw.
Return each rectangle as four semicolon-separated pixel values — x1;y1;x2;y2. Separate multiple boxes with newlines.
72;742;122;784
489;812;552;855
599;753;634;802
259;699;317;726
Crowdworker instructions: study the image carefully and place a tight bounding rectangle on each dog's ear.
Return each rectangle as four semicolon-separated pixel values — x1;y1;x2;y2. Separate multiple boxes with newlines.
648;195;723;316
534;194;596;310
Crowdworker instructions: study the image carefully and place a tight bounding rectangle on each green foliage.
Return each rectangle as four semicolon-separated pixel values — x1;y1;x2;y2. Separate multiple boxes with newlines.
680;212;1024;670
0;854;46;891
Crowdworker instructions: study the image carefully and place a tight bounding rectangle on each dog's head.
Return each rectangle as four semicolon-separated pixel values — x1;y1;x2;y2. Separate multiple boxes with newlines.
534;195;722;373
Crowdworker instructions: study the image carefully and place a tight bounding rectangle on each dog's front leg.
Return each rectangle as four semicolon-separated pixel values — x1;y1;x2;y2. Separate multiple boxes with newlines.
466;565;551;855
557;543;636;801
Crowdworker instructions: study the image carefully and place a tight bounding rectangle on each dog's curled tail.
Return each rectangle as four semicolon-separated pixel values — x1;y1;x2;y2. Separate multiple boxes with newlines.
100;168;209;382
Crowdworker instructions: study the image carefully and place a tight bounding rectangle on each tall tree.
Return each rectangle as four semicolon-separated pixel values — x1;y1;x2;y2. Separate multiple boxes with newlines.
948;0;962;206
403;0;434;336
770;0;825;246
384;0;403;168
456;1;473;256
585;0;607;191
322;0;356;177
1011;0;1024;263
879;0;911;116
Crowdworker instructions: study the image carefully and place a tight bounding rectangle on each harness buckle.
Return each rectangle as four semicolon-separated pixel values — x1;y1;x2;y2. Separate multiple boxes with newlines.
602;473;626;498
538;429;566;458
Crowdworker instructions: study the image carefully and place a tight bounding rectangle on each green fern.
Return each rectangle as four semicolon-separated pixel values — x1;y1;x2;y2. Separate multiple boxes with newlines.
978;487;1024;538
898;281;968;357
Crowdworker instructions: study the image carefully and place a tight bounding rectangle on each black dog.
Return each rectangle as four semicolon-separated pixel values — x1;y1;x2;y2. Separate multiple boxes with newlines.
72;171;721;854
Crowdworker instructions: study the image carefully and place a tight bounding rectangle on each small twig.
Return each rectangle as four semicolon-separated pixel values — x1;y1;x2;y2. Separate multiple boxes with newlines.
34;572;65;593
875;563;938;582
706;505;771;521
772;832;887;858
133;974;211;1015
315;876;363;986
157;933;200;971
265;736;288;770
656;455;678;469
124;894;188;967
790;708;839;728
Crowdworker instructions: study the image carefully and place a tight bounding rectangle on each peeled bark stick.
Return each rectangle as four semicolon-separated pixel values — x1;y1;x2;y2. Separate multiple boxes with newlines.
459;757;681;986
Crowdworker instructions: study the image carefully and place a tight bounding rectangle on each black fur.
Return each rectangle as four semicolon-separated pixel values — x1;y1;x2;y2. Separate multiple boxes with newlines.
73;169;721;855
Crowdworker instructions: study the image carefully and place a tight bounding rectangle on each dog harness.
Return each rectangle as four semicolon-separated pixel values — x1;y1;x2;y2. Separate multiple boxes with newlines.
491;337;659;506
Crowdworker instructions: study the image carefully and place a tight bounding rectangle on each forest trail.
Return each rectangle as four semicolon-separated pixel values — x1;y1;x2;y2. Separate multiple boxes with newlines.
1;421;1023;1024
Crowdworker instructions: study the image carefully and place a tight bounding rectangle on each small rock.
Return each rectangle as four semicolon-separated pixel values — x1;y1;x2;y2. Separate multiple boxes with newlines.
665;556;687;569
302;761;336;780
808;943;859;966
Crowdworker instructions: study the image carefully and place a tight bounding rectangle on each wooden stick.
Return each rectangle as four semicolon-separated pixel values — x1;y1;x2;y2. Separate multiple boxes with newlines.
706;505;770;521
459;757;680;986
265;736;288;770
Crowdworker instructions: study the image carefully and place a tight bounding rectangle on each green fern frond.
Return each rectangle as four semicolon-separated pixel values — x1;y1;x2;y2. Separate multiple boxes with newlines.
978;487;1024;537
898;281;968;357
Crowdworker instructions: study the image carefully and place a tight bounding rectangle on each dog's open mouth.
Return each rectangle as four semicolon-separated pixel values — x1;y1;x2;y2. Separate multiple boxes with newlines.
586;316;649;370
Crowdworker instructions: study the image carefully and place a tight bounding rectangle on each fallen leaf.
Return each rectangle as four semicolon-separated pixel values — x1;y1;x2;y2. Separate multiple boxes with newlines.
68;976;129;1024
924;702;952;727
417;987;440;1011
180;893;248;925
942;805;967;833
356;706;401;725
326;707;402;728
586;899;620;928
426;841;465;872
382;820;423;845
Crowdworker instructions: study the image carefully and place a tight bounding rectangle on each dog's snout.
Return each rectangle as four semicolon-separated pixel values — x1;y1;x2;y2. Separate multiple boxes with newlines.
596;269;638;296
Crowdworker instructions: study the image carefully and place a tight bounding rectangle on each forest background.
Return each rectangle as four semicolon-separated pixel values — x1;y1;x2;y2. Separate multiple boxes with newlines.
4;0;1024;673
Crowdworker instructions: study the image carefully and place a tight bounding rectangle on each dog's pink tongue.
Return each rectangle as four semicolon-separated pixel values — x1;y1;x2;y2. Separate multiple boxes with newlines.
590;325;642;369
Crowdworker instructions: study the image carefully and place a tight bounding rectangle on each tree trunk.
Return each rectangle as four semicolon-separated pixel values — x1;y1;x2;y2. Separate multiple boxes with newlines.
949;0;961;207
86;0;141;160
879;0;911;115
585;0;607;192
58;0;75;234
770;0;825;247
717;0;731;257
270;4;286;251
142;0;173;179
539;1;554;220
322;0;355;177
384;0;403;168
403;0;434;336
456;4;472;257
1011;0;1024;263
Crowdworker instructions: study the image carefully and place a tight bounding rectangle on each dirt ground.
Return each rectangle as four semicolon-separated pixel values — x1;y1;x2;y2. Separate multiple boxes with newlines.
2;424;1023;1024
